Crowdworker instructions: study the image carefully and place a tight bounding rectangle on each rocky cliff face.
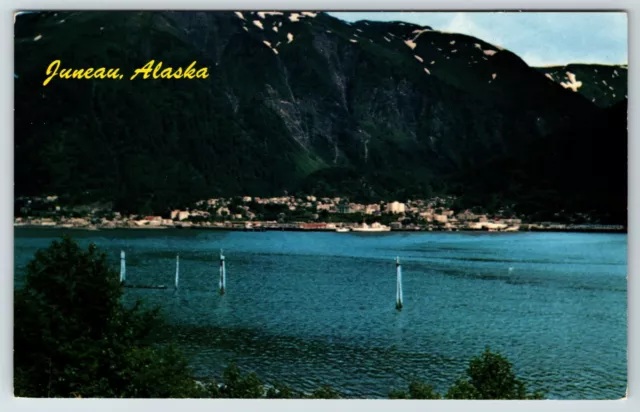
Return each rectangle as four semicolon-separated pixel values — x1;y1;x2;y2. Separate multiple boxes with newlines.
14;11;627;221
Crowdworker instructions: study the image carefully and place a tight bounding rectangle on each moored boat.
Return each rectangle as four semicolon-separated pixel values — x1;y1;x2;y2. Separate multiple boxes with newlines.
351;222;391;232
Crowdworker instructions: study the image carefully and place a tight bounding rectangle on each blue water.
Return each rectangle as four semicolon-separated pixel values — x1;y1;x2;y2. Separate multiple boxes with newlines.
14;229;627;399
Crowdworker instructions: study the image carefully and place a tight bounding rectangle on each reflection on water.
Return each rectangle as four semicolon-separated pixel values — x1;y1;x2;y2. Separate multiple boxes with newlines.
14;229;627;399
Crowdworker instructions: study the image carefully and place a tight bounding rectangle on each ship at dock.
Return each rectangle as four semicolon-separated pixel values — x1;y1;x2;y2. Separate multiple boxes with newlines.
350;222;391;232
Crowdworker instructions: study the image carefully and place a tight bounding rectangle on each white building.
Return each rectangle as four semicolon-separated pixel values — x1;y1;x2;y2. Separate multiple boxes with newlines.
385;201;406;214
365;204;381;215
433;214;448;223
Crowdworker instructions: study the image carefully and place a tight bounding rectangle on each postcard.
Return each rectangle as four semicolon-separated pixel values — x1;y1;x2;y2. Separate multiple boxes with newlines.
13;10;627;400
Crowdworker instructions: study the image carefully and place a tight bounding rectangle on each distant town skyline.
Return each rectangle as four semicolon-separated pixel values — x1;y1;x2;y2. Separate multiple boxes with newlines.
329;12;628;67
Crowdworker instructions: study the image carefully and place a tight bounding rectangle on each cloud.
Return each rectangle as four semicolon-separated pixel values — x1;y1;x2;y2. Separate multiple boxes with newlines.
328;12;627;66
445;12;504;48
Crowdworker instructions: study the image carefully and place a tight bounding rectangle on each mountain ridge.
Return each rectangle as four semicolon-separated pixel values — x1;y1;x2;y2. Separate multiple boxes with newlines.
14;11;627;222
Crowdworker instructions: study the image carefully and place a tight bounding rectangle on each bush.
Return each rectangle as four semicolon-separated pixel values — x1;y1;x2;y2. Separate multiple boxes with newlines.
217;362;264;398
389;347;543;400
389;381;441;399
446;347;544;400
266;382;297;399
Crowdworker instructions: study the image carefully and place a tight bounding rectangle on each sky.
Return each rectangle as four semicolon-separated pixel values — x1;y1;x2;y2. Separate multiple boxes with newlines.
329;12;628;67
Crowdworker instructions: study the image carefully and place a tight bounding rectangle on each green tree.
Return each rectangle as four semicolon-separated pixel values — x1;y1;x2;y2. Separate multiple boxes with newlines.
446;347;543;400
266;382;297;399
389;348;543;400
389;381;442;399
216;362;265;398
203;364;337;399
14;236;202;398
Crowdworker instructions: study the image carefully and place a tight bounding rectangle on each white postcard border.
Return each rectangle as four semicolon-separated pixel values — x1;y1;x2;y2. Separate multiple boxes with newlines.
1;2;636;412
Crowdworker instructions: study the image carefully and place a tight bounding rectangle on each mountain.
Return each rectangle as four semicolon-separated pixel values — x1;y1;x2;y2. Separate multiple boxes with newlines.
535;64;627;108
14;11;627;222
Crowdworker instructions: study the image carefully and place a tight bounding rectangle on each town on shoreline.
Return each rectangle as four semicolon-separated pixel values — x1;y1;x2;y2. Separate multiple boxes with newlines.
14;194;626;233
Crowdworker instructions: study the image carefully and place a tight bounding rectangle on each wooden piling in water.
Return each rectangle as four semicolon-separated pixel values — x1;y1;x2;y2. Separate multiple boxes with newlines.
396;256;403;310
219;249;226;295
120;250;126;284
175;254;180;290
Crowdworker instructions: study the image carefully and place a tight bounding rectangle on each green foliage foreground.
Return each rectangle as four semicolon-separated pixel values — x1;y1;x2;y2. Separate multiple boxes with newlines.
14;236;199;398
14;237;544;399
389;348;544;400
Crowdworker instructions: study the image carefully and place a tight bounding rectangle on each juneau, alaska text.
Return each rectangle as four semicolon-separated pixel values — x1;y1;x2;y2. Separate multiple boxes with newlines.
43;60;209;86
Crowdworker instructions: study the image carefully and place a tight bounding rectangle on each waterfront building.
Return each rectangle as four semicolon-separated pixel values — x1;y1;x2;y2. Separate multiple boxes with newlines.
386;201;406;214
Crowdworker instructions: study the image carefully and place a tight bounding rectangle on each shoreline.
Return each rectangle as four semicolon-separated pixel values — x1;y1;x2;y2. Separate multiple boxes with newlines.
13;223;627;234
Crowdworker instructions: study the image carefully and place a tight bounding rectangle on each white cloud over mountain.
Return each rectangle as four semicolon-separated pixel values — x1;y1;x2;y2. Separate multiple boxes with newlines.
329;11;628;67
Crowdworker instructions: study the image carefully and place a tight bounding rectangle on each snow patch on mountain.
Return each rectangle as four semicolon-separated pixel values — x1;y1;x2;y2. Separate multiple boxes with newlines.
560;72;583;92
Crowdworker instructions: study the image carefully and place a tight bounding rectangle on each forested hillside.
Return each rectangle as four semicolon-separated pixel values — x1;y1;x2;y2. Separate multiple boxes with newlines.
14;11;627;222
